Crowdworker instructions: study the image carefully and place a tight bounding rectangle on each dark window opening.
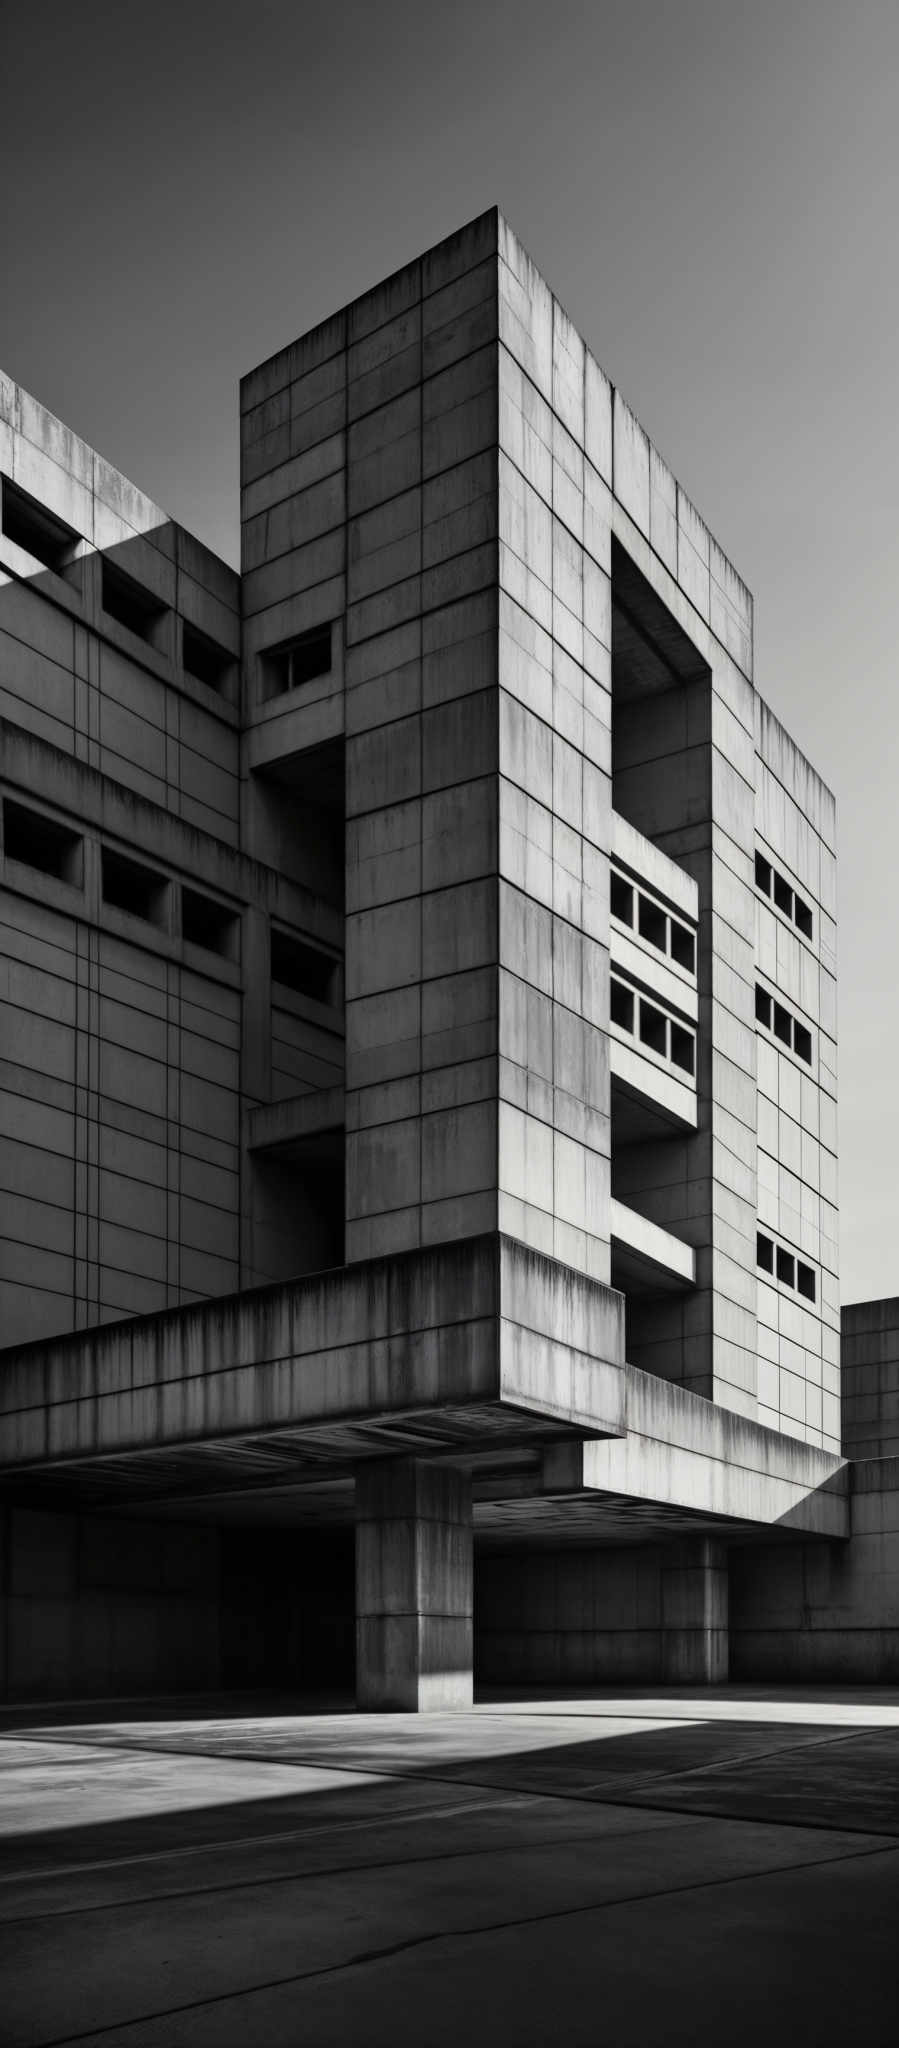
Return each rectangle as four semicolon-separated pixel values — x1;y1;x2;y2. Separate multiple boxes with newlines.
754;852;772;897
3;799;82;884
669;919;696;975
669;1021;695;1076
793;1021;812;1065
638;895;667;952
610;978;635;1033
610;871;634;927
776;1246;795;1287
639;999;667;1058
794;893;813;941
102;561;167;644
797;1261;816;1303
183;624;233;694
773;871;793;917
182;887;238;958
271;928;339;1006
102;847;168;925
756;1232;774;1274
773;1001;792;1047
261;624;332;701
2;478;79;575
755;985;772;1029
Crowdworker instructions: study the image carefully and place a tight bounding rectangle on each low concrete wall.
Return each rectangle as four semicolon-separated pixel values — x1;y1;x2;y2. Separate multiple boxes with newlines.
842;1300;899;1459
476;1545;667;1686
731;1457;899;1683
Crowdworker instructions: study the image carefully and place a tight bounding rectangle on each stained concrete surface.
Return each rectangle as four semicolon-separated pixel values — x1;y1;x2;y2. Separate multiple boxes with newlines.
1;1689;898;2046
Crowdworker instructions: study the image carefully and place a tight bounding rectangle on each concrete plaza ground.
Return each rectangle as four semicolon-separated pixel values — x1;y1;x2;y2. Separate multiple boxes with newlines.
2;1689;899;2046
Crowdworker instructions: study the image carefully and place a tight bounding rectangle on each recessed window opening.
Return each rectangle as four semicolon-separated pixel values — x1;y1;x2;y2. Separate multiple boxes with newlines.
611;862;697;979
639;999;667;1059
793;1022;812;1065
758;1229;817;1303
669;920;696;975
756;983;814;1067
669;1021;695;1076
776;1246;795;1287
638;896;667;952
102;847;168;926
610;871;634;927
773;871;792;917
102;561;167;644
610;978;635;1032
794;893;813;941
773;1002;792;1047
181;887;238;958
2;478;79;575
797;1261;817;1303
271;928;339;1006
755;847;815;943
261;623;332;701
3;799;82;884
183;624;233;694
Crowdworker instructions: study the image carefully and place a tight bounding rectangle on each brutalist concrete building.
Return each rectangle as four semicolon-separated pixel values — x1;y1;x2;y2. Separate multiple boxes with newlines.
1;211;896;1707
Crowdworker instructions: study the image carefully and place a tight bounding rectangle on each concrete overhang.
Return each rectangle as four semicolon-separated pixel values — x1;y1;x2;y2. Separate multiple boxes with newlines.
610;1199;695;1295
245;1086;346;1155
0;1234;626;1507
610;1039;698;1133
579;1366;849;1540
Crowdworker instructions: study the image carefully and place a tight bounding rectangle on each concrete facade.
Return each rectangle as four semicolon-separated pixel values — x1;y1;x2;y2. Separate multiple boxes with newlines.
0;207;894;1707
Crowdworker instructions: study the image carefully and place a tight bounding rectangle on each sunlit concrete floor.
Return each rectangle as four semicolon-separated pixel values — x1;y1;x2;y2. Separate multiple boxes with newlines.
2;1687;899;2047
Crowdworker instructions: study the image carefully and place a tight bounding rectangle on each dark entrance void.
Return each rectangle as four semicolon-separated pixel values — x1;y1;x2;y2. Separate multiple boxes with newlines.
220;1526;355;1695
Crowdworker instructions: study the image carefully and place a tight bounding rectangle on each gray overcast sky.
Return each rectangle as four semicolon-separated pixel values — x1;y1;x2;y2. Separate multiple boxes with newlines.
2;0;896;1300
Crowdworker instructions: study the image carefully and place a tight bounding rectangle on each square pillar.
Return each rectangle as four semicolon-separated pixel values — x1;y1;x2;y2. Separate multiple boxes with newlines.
355;1459;473;1711
661;1537;728;1685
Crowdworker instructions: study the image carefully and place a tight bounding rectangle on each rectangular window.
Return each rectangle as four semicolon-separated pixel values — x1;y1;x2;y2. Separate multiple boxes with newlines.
797;1261;816;1303
181;887;238;958
773;1001;792;1047
261;623;332;700
639;999;667;1058
755;985;772;1029
756;1232;774;1274
610;871;634;927
271;928;339;1005
793;1021;812;1065
669;1021;695;1076
183;624;233;694
102;561;167;644
773;871;793;917
638;895;667;952
776;1246;795;1288
3;799;82;884
101;847;168;925
2;477;79;574
754;852;772;897
610;978;635;1033
794;893;813;941
669;919;696;975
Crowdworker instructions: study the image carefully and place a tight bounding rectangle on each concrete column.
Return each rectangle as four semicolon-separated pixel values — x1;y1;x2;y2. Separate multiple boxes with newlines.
355;1459;473;1711
661;1537;728;1684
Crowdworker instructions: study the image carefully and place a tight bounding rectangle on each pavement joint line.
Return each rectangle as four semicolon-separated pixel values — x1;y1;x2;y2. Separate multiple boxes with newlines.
0;1813;718;1925
3;1742;898;1854
4;1718;892;1813
28;1837;899;2048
